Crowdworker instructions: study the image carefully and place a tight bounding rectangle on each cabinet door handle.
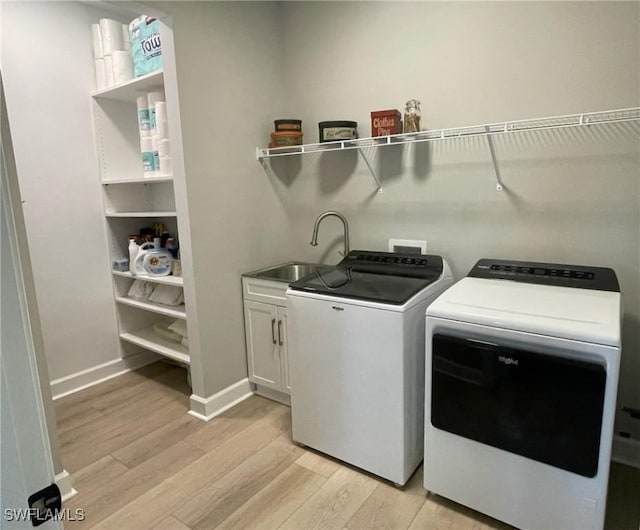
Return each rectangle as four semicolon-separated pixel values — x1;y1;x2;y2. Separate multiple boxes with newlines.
277;319;283;346
271;318;277;345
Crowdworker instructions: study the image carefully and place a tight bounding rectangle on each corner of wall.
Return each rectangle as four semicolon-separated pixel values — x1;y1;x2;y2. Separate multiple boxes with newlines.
188;378;253;422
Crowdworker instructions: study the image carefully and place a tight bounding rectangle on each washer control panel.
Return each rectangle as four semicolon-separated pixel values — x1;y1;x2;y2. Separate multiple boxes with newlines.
340;250;443;279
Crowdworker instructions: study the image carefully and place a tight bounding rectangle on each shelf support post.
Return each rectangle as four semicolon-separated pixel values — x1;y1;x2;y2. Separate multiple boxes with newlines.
357;149;382;193
485;127;504;191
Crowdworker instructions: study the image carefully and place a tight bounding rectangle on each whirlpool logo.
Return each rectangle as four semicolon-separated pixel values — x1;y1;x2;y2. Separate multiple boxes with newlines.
498;355;519;366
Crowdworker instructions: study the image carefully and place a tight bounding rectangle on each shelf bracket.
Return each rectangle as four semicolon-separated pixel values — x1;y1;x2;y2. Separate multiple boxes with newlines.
485;128;504;191
258;157;275;181
357;149;382;193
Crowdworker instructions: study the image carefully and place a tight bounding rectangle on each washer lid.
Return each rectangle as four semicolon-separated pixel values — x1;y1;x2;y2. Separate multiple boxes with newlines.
288;268;438;305
427;277;621;347
289;251;445;305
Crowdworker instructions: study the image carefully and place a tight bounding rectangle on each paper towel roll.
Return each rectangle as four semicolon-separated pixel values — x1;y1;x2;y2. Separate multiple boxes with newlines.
159;155;173;177
112;50;133;85
91;24;103;59
158;138;171;157
147;90;165;135
151;135;160;173
100;18;124;55
147;90;165;104
104;54;115;87
136;95;150;138
121;24;131;52
140;137;153;153
158;139;172;175
94;58;107;91
140;137;155;176
154;102;168;139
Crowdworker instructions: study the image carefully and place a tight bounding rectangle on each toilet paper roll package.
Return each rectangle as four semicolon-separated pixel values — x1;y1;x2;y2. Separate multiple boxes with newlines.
112;50;134;85
154;102;168;138
129;15;163;77
157;138;171;157
121;24;131;51
104;54;115;87
147;90;165;134
158;138;172;176
99;18;124;56
91;24;103;59
94;58;107;90
159;154;173;177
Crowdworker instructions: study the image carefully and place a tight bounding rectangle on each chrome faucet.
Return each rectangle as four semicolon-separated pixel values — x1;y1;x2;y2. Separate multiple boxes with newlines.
310;211;350;257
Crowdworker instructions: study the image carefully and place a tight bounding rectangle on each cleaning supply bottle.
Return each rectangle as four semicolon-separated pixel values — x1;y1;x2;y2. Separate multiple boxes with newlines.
133;242;155;275
133;243;172;276
128;236;140;276
165;237;178;258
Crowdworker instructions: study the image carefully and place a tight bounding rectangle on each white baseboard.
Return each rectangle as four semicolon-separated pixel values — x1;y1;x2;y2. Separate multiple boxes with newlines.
612;435;640;469
253;385;291;406
51;352;158;400
55;469;77;502
188;378;253;421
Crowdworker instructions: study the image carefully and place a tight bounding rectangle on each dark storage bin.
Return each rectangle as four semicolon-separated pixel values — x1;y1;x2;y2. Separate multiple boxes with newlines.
318;121;357;142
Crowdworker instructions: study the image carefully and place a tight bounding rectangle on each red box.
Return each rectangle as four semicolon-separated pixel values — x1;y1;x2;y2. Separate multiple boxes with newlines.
371;109;402;137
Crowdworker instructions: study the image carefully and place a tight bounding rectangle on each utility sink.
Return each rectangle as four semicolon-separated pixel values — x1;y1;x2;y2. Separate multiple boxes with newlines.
249;262;331;283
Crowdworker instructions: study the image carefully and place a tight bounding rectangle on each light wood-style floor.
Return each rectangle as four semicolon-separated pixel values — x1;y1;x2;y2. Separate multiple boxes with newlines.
56;362;640;530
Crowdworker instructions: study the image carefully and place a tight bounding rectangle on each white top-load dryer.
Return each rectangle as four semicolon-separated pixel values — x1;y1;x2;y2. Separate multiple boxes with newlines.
424;259;622;530
287;250;453;486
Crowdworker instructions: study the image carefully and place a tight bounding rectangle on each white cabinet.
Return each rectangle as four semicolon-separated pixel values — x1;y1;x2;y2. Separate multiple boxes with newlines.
242;276;291;404
92;48;192;369
244;302;289;392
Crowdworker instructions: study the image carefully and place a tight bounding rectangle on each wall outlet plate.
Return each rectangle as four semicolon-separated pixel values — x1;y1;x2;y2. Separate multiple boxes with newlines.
388;238;427;255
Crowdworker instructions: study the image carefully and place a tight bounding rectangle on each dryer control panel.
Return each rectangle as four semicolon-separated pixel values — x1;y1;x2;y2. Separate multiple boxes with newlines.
469;258;620;292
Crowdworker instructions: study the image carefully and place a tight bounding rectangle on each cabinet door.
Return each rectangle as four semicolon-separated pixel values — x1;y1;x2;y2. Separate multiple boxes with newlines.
277;307;291;394
244;300;281;390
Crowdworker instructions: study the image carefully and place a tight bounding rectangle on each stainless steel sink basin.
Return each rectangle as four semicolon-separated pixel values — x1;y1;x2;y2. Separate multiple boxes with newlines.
250;262;330;283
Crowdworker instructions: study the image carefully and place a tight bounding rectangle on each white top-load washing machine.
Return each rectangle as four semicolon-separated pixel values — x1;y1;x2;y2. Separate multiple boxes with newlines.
287;250;453;486
425;259;621;530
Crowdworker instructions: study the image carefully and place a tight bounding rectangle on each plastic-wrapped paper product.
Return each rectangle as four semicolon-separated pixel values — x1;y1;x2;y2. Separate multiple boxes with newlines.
99;18;123;56
129;15;163;77
112;50;134;85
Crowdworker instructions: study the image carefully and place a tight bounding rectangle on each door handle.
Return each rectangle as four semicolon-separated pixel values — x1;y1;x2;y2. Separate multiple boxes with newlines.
271;318;277;345
277;319;283;346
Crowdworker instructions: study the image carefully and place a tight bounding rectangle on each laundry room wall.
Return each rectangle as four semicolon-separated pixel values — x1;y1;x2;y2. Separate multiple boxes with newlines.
274;1;640;427
1;2;124;394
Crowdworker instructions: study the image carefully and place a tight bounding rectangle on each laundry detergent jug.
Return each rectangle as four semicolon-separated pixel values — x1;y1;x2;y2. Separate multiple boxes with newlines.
133;243;172;276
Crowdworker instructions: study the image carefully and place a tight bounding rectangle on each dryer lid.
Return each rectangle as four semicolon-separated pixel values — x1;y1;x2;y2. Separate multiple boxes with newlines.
427;277;621;347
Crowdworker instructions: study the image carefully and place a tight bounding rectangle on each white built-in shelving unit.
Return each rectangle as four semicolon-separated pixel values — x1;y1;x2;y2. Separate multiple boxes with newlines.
92;56;191;367
257;107;640;192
